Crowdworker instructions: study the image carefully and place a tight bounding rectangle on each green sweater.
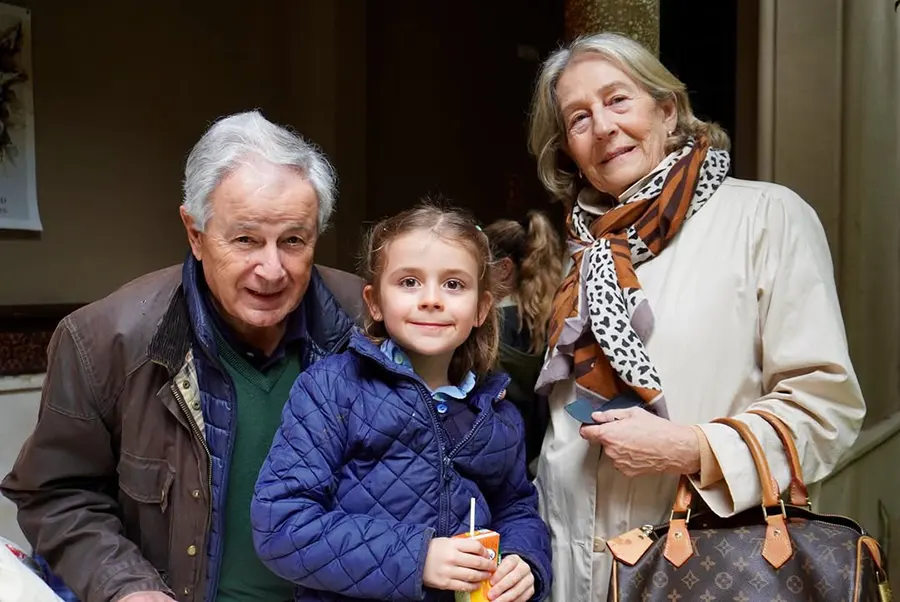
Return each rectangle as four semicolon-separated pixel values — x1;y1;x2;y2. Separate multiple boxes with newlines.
215;333;300;602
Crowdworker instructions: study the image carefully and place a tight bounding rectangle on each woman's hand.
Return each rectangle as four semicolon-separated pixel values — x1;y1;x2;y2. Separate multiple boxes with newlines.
488;554;534;602
579;407;701;477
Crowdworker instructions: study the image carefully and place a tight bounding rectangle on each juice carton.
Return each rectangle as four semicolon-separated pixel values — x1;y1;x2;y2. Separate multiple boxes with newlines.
453;529;500;602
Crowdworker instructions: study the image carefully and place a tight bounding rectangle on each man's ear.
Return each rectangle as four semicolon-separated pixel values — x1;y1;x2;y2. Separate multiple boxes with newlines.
180;206;204;261
475;291;494;328
362;284;383;322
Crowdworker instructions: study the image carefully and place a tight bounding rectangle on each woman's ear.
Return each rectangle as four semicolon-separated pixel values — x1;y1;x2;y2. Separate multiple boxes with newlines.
660;95;678;134
497;257;514;280
362;284;383;322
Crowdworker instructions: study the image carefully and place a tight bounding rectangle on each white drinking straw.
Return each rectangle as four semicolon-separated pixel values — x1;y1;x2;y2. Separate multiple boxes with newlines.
469;497;476;536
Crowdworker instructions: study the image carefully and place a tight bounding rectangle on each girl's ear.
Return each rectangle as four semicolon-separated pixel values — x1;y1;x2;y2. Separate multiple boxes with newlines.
362;284;383;322
474;291;494;328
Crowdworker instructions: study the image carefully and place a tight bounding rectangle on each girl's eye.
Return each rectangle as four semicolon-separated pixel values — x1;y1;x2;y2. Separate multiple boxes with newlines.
444;279;465;291
400;277;419;288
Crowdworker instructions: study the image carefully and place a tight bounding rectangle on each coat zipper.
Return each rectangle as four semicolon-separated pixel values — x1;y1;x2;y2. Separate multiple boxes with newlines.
414;381;508;537
171;382;213;520
414;382;451;537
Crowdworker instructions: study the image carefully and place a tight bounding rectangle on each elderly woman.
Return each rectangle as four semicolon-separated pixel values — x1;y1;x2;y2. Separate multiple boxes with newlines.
528;32;866;600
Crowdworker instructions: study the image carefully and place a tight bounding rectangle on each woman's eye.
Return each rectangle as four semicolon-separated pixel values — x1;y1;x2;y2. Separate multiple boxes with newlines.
609;95;627;105
569;113;590;132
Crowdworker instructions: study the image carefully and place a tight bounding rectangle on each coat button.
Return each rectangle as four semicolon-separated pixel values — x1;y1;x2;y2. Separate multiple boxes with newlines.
191;489;201;499
181;380;191;390
190;401;200;411
593;537;606;553
183;587;191;596
186;545;197;556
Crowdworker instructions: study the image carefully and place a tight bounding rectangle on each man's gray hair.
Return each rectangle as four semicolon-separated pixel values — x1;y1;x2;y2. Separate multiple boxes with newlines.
182;110;337;233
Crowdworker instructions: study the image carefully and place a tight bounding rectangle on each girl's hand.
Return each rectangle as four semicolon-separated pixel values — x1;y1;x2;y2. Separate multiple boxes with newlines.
423;537;496;592
488;554;534;601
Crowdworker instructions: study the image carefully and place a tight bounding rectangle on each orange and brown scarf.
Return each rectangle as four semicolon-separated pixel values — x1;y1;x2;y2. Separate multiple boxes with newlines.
535;139;730;410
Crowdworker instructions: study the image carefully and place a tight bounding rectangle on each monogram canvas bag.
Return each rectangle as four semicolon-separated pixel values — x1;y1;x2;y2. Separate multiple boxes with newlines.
606;411;892;601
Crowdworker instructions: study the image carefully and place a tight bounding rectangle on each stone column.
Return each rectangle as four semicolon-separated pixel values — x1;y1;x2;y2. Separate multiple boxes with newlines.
564;0;660;55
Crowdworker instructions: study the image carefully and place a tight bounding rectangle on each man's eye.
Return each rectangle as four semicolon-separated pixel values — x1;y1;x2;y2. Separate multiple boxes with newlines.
234;236;253;245
283;236;304;246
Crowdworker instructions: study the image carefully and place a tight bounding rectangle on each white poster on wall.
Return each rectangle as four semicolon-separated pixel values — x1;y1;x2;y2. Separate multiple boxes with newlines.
0;3;39;232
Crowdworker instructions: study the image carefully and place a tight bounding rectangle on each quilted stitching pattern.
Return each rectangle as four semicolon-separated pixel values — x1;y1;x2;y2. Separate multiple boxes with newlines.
251;333;552;601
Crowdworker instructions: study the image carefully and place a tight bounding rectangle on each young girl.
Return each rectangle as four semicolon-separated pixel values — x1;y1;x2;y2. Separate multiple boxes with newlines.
251;203;552;602
483;213;563;477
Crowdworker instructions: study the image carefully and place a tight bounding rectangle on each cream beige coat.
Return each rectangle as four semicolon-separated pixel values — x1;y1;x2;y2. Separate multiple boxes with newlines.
535;177;866;601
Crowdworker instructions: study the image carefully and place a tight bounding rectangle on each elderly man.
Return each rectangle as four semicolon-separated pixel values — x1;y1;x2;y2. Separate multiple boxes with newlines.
1;111;364;602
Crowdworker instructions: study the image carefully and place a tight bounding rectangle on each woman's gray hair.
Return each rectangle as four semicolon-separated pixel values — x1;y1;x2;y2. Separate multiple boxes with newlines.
528;32;730;205
182;110;337;233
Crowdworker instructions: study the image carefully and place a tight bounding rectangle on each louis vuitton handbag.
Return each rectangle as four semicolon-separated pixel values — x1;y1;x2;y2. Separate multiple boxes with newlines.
606;411;892;601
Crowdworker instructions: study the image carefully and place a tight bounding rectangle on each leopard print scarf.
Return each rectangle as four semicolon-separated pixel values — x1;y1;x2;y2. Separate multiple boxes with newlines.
536;138;730;411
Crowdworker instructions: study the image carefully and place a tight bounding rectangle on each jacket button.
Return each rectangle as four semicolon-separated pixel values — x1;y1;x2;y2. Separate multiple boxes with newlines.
186;545;197;556
181;380;191;390
183;587;191;596
191;489;201;499
593;537;606;553
190;401;200;411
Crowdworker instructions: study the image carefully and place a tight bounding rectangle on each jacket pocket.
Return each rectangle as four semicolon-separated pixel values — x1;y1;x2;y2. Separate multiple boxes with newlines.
118;450;176;510
117;450;176;570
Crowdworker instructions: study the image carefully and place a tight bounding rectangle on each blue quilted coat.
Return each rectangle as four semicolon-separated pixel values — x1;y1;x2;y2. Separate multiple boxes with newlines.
251;331;552;601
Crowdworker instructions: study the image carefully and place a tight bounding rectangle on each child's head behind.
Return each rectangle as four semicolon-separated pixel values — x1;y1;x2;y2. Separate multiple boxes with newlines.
360;200;499;385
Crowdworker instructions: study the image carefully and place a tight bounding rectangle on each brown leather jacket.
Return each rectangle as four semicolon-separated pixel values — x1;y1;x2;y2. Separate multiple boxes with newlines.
1;263;364;602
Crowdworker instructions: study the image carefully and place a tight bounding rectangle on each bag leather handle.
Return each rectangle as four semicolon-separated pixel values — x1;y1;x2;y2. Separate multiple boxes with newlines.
713;417;793;569
663;476;695;567
713;417;781;507
667;417;781;515
663;418;793;569
746;409;810;508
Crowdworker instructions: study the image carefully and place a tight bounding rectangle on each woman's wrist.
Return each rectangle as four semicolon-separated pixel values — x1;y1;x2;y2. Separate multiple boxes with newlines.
673;423;702;475
689;424;725;486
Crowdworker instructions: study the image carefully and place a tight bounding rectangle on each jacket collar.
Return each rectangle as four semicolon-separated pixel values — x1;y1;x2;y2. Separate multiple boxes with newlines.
348;330;509;402
148;284;192;376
